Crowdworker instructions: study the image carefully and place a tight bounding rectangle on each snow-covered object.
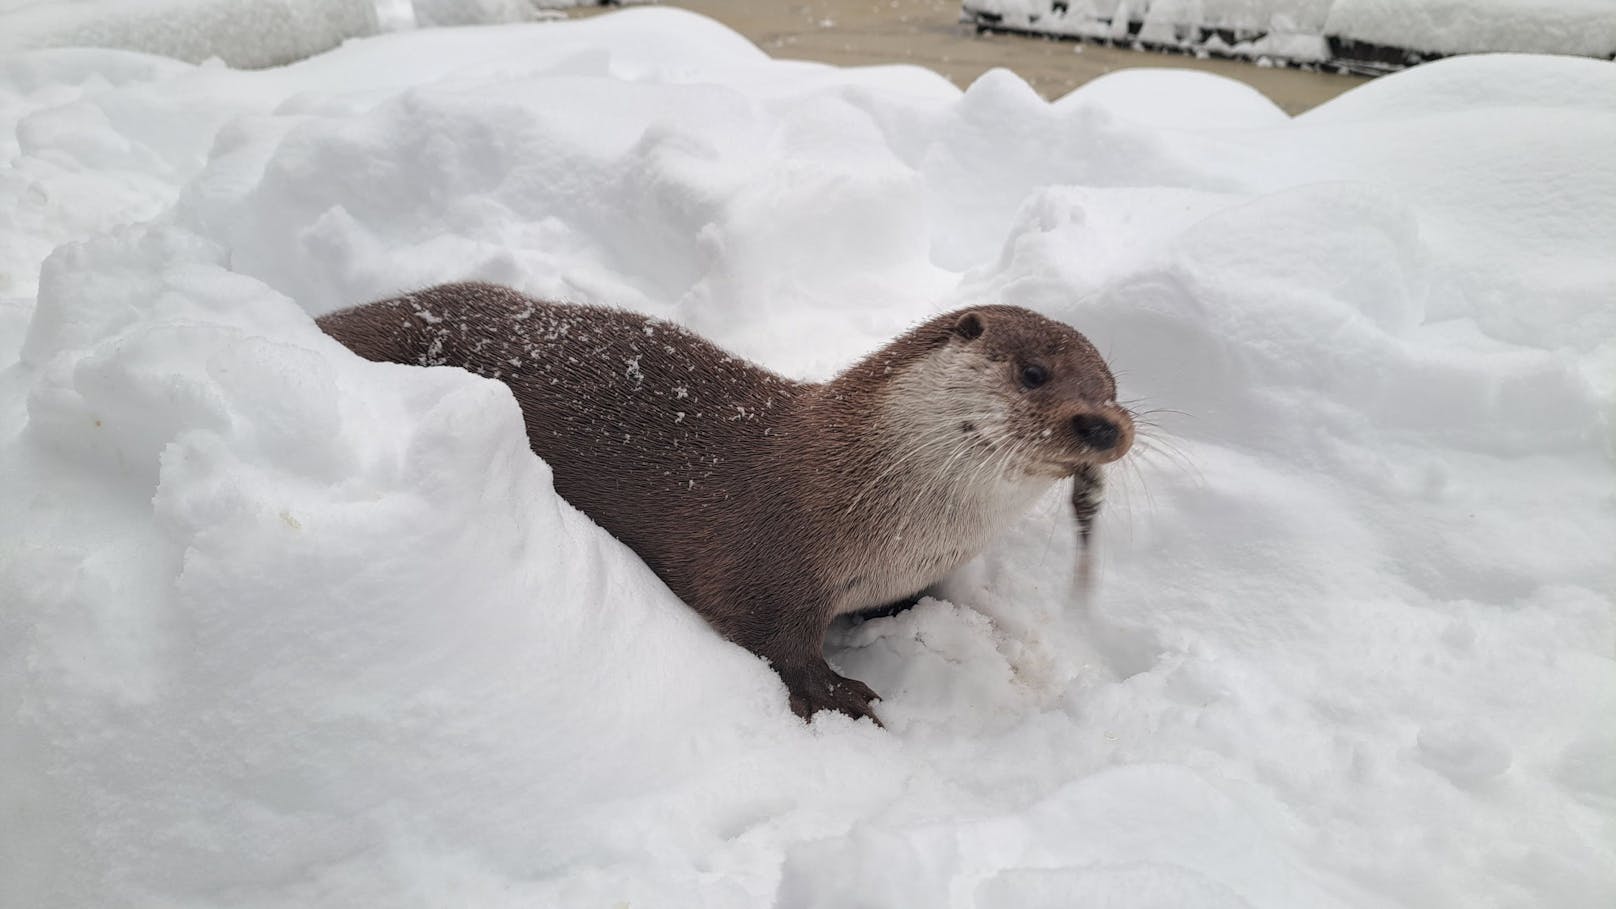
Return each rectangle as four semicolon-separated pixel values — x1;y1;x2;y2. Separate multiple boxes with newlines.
411;0;535;28
1;9;1614;908
966;0;1333;46
963;0;1616;68
1327;0;1616;58
0;0;378;68
410;0;607;27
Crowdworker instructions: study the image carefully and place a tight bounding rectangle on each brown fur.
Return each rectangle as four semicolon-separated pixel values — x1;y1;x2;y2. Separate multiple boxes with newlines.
317;282;1132;722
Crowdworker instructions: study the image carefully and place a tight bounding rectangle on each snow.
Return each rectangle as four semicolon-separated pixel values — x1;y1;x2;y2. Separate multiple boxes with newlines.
2;7;1614;907
411;0;553;28
1326;0;1616;58
964;0;1616;64
0;0;380;69
0;0;595;63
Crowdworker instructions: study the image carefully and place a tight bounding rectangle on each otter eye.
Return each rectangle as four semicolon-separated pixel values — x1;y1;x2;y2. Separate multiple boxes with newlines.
1020;364;1049;389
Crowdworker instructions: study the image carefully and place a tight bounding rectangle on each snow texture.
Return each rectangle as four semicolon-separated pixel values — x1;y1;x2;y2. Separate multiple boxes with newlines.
2;8;1614;908
411;0;543;28
964;0;1616;63
1327;0;1616;57
0;0;380;69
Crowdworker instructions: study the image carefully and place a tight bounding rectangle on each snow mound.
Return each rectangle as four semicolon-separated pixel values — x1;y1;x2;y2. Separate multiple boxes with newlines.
1326;0;1616;58
411;0;546;28
0;0;379;69
963;0;1616;70
1;8;1613;908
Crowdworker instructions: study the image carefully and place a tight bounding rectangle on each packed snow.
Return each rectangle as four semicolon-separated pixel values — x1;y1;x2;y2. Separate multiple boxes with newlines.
0;0;381;68
963;0;1616;65
1330;0;1616;56
0;0;595;62
2;8;1614;908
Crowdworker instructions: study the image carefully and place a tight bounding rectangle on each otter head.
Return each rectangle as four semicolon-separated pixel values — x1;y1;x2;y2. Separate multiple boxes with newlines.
928;305;1133;480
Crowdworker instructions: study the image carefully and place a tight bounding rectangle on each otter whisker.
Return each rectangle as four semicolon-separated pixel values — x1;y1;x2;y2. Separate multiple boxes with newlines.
935;425;1010;524
1112;449;1155;546
1130;434;1202;484
1031;469;1076;575
906;431;983;534
1130;408;1195;421
961;427;1023;505
844;428;978;515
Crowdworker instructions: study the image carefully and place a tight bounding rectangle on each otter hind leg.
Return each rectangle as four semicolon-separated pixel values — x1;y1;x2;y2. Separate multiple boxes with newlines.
847;591;925;622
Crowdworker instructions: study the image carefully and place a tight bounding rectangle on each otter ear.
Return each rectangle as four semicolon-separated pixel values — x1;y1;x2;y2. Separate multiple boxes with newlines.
952;311;985;342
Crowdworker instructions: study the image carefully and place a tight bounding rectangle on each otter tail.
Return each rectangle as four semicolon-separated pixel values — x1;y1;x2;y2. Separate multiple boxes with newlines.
315;299;429;366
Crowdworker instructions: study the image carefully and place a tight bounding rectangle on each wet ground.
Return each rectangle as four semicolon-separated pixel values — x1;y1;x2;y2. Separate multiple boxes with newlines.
575;0;1367;114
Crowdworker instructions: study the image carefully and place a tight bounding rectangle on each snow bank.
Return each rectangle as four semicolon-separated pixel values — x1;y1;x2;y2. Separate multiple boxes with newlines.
411;0;546;28
1326;0;1616;58
962;0;1616;69
2;8;1614;907
0;0;611;60
0;0;379;69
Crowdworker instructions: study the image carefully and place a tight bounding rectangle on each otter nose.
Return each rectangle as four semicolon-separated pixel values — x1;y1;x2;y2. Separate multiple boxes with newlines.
1072;414;1120;451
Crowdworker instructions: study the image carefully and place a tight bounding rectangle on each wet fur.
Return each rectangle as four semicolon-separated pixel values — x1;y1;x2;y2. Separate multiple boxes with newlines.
318;282;1130;722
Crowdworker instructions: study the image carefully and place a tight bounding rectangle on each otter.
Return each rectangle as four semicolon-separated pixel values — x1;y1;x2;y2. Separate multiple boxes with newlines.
317;283;1133;722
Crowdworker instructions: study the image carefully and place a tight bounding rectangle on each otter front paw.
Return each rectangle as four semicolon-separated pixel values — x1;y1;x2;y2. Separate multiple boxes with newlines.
778;661;881;724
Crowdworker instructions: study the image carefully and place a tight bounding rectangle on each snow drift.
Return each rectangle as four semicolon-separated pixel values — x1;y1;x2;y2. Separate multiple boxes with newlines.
962;0;1616;71
0;0;381;69
1;8;1613;907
